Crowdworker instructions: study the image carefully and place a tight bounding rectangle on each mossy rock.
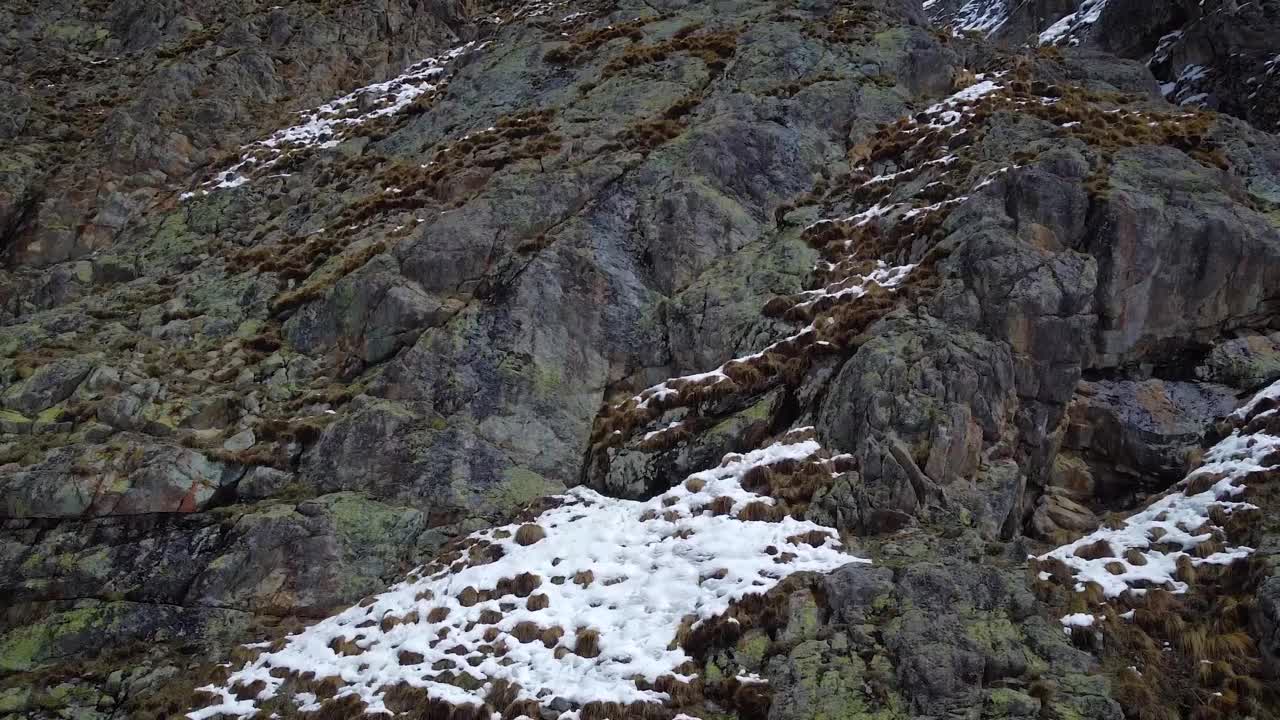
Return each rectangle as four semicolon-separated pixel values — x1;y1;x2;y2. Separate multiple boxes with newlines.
0;606;107;672
487;466;562;511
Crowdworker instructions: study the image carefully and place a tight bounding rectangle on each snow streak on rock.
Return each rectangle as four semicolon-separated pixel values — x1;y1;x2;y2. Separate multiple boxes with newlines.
1232;378;1280;420
1161;64;1213;108
182;43;473;199
793;261;914;310
630;260;914;412
938;0;1009;35
190;440;865;719
1039;0;1107;45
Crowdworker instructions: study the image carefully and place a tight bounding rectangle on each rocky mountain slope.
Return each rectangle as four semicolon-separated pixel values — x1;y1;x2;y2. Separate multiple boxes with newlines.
1;0;1278;719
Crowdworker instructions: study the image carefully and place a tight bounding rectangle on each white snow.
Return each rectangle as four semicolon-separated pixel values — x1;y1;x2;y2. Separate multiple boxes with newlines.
1179;65;1210;84
1039;0;1107;45
184;43;474;199
923;77;1003;128
190;440;865;719
636;370;731;410
642;420;685;442
861;168;916;187
1061;613;1096;633
804;201;898;232
1151;30;1183;68
1230;378;1280;419
1038;425;1280;598
946;0;1010;34
903;196;968;219
973;165;1017;190
792;260;915;309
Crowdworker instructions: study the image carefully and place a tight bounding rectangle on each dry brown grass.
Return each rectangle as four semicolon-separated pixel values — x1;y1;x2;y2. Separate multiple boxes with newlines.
808;1;894;43
205;443;290;470
544;19;651;65
495;572;542;598
1041;465;1280;720
762;72;840;98
270;240;389;315
511;621;541;644
602;30;737;77
618;95;704;151
327;636;365;656
514;524;546;545
573;627;601;658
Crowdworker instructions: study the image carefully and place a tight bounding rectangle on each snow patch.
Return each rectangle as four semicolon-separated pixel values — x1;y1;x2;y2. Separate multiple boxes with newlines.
1060;613;1096;633
948;0;1010;34
1039;0;1108;45
1038;423;1279;598
923;77;1003;128
190;440;866;719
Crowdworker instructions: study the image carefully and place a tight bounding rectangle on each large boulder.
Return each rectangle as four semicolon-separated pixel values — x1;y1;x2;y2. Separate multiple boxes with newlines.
185;493;426;617
1;357;95;416
0;439;231;519
1061;378;1239;500
817;315;1018;532
1085;146;1280;368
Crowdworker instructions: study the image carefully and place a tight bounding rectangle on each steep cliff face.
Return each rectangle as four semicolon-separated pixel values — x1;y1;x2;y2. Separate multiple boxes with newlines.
0;0;1278;719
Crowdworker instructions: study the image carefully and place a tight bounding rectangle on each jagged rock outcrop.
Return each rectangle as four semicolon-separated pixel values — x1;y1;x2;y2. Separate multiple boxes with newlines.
1;0;1278;717
927;0;1280;132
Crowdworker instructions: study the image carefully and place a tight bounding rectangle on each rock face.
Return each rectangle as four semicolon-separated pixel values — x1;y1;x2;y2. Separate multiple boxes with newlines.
1;0;1278;717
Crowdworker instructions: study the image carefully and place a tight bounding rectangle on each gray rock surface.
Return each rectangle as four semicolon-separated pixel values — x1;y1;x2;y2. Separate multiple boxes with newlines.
1;0;1279;717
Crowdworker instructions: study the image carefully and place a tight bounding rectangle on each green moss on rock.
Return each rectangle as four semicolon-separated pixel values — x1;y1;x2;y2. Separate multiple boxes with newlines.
487;466;563;511
735;629;770;667
0;606;106;672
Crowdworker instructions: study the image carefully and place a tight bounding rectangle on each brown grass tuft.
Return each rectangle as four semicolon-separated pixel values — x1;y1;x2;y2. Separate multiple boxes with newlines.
574;627;601;658
515;524;547;546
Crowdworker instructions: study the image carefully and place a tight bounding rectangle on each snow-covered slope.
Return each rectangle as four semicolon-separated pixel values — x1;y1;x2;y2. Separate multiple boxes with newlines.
1038;419;1279;598
1037;377;1280;612
191;437;864;719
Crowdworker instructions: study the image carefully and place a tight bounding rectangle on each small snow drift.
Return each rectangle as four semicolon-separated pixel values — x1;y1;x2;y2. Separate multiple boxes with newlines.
190;438;865;719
